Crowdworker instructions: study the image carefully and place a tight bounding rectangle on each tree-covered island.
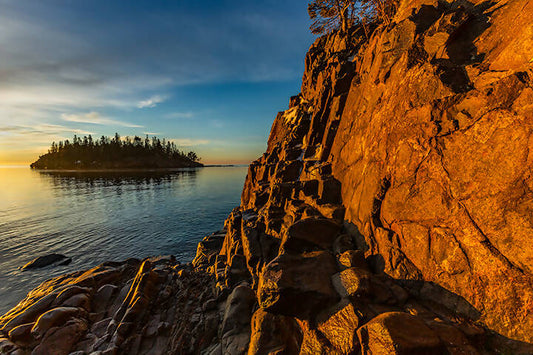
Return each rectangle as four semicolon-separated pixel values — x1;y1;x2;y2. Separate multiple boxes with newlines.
30;133;203;169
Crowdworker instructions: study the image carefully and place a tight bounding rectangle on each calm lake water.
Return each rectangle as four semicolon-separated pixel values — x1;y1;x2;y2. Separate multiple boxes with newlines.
0;166;247;314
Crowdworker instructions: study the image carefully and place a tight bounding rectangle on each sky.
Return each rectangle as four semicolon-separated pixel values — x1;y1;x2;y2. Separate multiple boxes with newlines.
0;0;315;165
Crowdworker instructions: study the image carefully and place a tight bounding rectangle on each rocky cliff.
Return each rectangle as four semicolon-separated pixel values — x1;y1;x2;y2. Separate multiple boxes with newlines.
331;0;533;344
1;0;532;354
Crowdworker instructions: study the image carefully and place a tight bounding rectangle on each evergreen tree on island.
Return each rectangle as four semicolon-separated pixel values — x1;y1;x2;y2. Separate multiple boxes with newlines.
30;134;203;170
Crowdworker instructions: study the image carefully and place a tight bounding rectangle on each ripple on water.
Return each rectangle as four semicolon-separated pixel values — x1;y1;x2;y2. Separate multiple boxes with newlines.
0;166;246;314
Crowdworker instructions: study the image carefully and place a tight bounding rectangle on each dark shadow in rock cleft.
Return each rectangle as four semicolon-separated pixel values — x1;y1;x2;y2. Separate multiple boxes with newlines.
415;1;501;93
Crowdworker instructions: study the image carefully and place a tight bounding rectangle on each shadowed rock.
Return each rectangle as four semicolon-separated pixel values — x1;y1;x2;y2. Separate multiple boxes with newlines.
248;308;301;354
258;251;339;318
281;217;342;252
357;312;446;355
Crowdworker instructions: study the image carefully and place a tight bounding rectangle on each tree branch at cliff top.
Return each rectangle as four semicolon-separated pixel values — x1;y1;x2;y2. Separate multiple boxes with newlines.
308;0;399;35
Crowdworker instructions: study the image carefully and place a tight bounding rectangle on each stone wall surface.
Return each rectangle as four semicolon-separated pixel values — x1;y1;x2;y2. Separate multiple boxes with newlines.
1;1;532;354
330;0;533;343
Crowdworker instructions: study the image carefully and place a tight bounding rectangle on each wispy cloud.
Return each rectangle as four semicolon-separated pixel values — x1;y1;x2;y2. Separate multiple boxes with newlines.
0;124;93;136
0;123;94;161
137;95;166;109
170;138;210;147
61;112;143;128
164;111;195;119
143;131;160;136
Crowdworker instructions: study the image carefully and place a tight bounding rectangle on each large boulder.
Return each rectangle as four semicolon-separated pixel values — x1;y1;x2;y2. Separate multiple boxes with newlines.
8;323;37;347
316;299;362;354
281;217;342;252
258;251;339;318
31;307;84;339
192;231;225;269
247;309;300;355
31;318;88;355
357;312;446;355
221;285;256;355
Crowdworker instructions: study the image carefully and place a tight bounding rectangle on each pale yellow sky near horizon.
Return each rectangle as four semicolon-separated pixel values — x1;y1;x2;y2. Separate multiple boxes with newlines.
0;152;256;167
0;132;266;166
0;131;265;166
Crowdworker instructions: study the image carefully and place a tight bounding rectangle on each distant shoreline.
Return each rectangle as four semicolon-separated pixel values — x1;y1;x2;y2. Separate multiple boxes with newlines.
29;165;241;173
203;164;239;168
31;167;202;173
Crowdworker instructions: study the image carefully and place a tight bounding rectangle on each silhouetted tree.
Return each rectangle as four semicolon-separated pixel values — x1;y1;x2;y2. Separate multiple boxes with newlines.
308;0;355;34
144;135;150;149
187;151;199;162
366;0;397;25
308;0;398;34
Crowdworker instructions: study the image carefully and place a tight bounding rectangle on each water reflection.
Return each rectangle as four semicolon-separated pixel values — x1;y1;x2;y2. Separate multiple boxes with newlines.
0;166;246;314
39;168;200;190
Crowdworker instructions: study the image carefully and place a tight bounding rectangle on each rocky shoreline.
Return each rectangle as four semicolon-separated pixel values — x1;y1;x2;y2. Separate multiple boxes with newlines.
0;242;528;354
0;257;219;354
2;0;533;353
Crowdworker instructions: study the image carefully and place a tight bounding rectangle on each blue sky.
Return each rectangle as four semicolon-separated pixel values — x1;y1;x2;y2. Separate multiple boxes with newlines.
0;0;314;164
